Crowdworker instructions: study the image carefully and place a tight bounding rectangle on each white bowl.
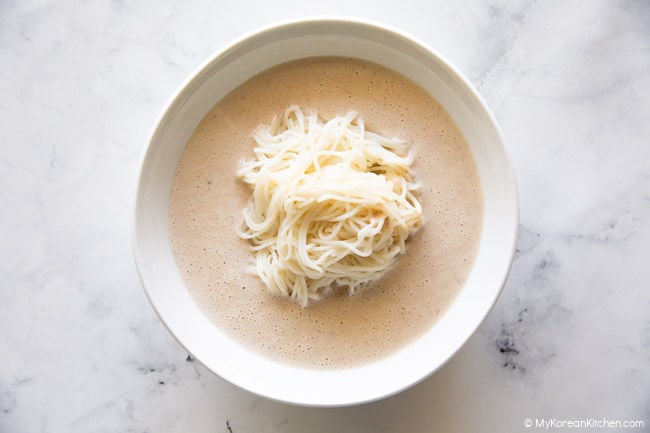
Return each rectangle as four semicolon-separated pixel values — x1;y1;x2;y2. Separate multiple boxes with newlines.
132;17;518;407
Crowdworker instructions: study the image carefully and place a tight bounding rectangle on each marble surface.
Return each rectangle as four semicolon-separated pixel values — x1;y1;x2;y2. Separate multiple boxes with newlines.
1;0;649;432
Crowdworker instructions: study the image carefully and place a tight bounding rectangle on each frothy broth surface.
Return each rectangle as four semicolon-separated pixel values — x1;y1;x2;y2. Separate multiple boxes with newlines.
169;57;483;369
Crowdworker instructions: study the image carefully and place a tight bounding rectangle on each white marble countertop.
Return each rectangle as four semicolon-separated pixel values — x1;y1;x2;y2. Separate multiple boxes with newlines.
1;1;648;432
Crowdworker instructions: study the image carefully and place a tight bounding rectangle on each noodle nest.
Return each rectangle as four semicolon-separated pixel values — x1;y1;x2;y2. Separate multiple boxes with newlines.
237;106;422;306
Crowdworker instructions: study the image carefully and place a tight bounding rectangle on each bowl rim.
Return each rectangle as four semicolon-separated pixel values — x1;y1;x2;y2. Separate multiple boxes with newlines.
131;15;519;407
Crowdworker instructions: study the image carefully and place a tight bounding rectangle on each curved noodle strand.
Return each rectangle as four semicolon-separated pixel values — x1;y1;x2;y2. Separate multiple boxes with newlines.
237;106;422;306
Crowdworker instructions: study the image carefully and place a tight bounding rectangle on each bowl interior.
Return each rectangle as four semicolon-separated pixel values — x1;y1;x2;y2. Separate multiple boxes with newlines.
133;19;517;407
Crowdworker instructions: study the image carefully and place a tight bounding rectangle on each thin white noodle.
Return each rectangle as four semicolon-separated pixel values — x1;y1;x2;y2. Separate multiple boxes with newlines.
237;106;422;306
